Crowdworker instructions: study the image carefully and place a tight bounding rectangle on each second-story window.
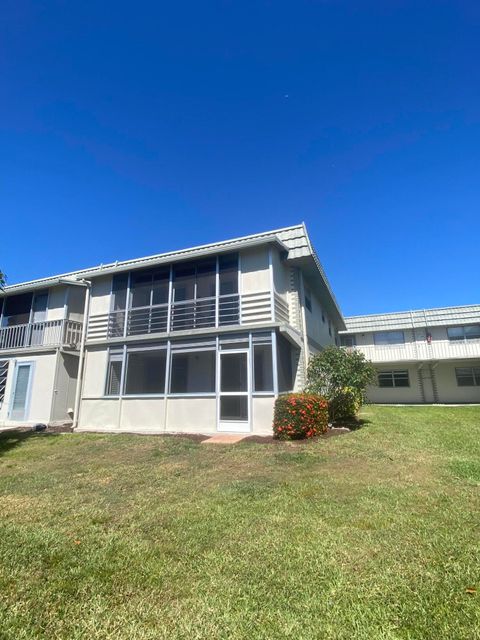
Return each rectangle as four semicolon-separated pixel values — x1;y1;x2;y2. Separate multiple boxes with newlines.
131;268;170;308
447;325;480;341
304;288;312;312
374;330;405;345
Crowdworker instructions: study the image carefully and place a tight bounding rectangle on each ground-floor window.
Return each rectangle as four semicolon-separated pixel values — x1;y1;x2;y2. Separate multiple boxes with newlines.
378;370;410;388
0;360;8;405
455;367;480;387
125;348;167;395
170;350;216;394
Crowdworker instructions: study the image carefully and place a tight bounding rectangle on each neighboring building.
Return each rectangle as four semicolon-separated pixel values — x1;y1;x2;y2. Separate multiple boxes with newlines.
340;306;480;404
0;281;85;426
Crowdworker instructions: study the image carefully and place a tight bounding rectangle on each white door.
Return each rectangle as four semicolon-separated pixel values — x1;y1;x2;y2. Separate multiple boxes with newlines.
218;350;250;432
10;363;33;421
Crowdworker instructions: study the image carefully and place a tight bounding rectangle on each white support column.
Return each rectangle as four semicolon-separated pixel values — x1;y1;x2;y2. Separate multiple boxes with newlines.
268;247;275;322
299;269;310;371
166;265;173;333
271;329;278;397
163;339;171;431
215;257;219;328
122;273;131;338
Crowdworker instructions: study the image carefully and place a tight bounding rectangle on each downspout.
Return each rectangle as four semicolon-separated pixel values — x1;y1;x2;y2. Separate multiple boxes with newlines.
71;280;91;430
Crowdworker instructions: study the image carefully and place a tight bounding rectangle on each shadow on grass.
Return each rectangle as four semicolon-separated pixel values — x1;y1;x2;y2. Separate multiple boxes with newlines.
332;417;371;431
0;429;55;458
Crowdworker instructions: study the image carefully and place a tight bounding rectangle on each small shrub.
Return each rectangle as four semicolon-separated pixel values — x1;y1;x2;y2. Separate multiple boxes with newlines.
328;386;361;422
273;393;328;440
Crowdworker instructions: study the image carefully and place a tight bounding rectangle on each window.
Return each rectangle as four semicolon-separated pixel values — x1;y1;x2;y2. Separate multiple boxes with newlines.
170;350;216;393
328;320;332;337
374;331;405;345
253;344;273;392
1;293;33;326
341;335;356;347
124;349;166;395
219;253;238;296
277;334;293;392
304;288;312;313
448;325;480;341
378;370;410;388
105;352;123;396
0;361;8;405
455;367;480;387
130;268;170;308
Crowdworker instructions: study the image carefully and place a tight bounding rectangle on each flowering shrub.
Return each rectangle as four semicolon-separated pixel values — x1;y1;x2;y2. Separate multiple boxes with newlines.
273;393;328;440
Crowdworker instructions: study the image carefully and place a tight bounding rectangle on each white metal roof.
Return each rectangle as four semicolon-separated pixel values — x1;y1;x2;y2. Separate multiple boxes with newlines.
341;304;480;333
1;223;344;325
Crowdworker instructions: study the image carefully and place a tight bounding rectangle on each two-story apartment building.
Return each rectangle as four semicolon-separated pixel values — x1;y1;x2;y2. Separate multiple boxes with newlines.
2;225;477;432
0;281;85;426
0;224;344;434
340;306;480;404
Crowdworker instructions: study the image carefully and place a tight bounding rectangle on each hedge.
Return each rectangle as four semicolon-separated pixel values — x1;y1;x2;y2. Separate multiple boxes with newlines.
273;393;329;440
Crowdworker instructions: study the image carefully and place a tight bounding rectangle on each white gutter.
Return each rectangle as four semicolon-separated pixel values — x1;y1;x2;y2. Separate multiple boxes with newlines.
71;279;91;430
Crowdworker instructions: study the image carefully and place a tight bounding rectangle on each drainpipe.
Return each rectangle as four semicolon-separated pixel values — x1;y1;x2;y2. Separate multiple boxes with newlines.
69;279;91;430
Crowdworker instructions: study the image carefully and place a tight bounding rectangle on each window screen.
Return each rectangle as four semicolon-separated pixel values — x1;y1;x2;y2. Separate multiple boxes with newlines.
105;353;123;396
170;350;216;393
253;344;273;392
124;349;166;394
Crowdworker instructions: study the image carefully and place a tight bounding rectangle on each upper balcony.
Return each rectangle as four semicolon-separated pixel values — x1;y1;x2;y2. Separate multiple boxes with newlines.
0;319;83;352
87;290;290;341
351;339;480;363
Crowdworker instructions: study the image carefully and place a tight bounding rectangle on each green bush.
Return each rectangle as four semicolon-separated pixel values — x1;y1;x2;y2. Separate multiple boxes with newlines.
306;347;376;423
273;393;329;440
328;387;361;421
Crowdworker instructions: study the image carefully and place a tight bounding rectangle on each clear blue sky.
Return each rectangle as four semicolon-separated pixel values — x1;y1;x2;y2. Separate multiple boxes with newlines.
2;1;479;315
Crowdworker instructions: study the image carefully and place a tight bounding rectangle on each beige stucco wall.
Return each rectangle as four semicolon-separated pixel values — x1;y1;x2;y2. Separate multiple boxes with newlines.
366;364;423;404
46;286;67;321
436;360;480;403
78;398;121;430
82;347;109;397
0;352;58;425
166;397;216;432
120;398;166;430
89;276;112;316
251;396;274;433
304;284;336;350
240;247;270;294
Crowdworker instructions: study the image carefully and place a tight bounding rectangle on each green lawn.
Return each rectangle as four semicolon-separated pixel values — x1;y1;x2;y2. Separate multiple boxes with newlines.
0;406;479;639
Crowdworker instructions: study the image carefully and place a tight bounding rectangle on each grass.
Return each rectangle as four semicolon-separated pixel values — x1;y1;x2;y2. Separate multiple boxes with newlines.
0;405;479;639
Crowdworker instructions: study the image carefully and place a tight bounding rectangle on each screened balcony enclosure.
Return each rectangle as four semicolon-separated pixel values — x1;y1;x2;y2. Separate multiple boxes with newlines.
99;254;243;339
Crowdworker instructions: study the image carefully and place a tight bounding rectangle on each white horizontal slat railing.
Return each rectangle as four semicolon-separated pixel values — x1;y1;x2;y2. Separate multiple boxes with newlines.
0;319;83;351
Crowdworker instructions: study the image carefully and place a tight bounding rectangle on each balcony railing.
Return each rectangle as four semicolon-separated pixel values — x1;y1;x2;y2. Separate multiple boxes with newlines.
351;339;480;363
87;290;282;341
0;319;83;351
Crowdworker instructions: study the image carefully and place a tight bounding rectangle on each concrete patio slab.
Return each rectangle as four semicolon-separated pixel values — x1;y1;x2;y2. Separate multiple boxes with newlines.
201;434;249;444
